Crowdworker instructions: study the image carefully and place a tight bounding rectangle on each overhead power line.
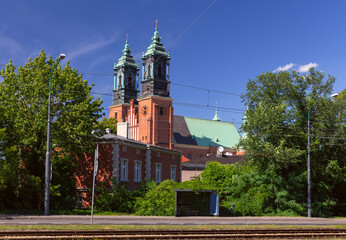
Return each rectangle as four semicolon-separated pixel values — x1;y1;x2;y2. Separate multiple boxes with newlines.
0;63;244;97
139;0;217;83
172;82;241;96
168;0;217;49
89;91;245;114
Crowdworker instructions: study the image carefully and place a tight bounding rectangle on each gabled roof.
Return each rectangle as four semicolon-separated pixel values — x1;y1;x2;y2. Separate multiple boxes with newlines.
173;115;240;148
182;155;243;170
99;133;181;154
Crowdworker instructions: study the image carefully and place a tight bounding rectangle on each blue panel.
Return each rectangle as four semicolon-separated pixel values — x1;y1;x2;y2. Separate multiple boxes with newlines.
210;193;217;215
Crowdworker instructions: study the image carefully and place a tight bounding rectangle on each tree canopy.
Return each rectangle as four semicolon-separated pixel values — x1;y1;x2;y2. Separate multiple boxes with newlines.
240;69;345;216
0;50;103;209
98;117;117;135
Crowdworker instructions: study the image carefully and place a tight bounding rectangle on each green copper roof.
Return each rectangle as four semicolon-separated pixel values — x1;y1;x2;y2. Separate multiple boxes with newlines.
143;25;169;58
114;39;138;69
174;116;240;148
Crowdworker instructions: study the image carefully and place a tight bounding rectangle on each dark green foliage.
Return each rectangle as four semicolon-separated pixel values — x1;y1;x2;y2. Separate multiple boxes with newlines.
196;71;345;217
135;180;176;216
0;51;103;210
135;179;215;216
50;153;78;210
94;181;135;213
176;176;214;191
201;161;305;216
93;180;157;213
240;69;345;217
98;117;117;135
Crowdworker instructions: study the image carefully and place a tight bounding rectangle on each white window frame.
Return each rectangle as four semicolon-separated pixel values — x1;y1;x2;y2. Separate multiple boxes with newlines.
120;158;128;181
134;160;142;182
155;163;162;183
170;165;176;182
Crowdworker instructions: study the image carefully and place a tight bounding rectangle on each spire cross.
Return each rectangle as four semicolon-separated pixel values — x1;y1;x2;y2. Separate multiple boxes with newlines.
155;19;158;29
126;33;128;41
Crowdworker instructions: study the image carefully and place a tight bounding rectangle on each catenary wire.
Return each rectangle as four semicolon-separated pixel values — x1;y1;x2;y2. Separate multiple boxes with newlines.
0;63;244;97
138;0;217;83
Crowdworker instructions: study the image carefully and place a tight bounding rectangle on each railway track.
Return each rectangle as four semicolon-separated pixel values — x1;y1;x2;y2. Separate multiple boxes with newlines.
0;228;345;239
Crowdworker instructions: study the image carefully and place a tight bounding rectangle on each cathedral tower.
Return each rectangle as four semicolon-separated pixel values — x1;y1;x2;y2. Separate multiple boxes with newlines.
109;37;140;123
141;21;170;97
138;22;173;149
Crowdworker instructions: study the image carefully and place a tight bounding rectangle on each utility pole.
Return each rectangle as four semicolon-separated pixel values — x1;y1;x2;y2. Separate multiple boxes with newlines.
44;54;66;216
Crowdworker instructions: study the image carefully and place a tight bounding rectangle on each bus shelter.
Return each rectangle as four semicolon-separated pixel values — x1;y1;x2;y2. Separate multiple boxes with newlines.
174;189;219;216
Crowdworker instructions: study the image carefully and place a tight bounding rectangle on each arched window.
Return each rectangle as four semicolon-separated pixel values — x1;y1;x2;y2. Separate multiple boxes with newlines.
158;65;162;78
148;65;151;78
128;76;132;88
119;76;122;87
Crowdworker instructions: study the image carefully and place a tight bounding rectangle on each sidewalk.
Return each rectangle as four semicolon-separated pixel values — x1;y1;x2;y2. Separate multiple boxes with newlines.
0;215;345;225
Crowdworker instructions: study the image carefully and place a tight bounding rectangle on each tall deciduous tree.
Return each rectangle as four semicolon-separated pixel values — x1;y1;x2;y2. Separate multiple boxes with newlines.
0;50;103;209
241;69;345;216
98;117;117;135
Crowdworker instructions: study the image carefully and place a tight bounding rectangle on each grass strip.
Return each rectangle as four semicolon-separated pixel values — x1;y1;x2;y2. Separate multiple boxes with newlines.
0;225;345;231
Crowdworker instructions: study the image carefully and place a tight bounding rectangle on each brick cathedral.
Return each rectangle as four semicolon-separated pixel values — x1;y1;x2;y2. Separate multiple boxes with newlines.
109;24;173;149
75;24;242;202
108;23;242;181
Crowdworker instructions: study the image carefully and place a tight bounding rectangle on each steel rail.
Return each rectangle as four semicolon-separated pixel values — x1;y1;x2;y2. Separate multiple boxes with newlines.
1;228;345;239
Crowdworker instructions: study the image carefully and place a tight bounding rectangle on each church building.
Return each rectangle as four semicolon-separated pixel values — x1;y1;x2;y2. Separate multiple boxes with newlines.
75;23;242;206
108;23;242;181
110;24;173;150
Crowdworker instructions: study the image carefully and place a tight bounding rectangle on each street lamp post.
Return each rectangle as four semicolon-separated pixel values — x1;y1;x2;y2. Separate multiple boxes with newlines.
307;93;339;218
44;54;66;216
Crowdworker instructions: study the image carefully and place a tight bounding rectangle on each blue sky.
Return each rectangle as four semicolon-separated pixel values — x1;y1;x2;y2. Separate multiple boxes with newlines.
1;0;345;130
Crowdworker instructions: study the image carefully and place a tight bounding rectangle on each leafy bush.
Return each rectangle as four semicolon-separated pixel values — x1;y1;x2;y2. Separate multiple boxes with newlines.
231;185;269;216
135;180;177;216
93;180;156;213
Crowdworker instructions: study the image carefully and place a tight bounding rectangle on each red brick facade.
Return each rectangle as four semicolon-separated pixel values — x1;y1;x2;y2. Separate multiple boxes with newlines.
109;96;174;149
76;136;182;198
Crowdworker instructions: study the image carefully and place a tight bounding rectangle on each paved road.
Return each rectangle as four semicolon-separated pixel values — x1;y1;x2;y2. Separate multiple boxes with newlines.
0;215;345;225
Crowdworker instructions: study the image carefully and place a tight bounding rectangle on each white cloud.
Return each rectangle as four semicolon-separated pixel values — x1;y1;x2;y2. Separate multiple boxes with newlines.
273;62;319;73
0;32;41;65
273;63;295;72
0;34;23;55
297;62;318;73
87;54;114;71
67;33;120;60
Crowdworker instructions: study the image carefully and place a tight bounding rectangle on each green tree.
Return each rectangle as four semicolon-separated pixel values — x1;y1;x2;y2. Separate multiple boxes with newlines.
0;50;103;210
135;180;176;216
241;69;345;216
98;117;117;134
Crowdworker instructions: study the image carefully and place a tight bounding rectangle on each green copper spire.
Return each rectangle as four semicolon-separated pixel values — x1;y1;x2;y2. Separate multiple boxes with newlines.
241;108;248;139
212;102;221;121
143;20;169;58
114;34;138;69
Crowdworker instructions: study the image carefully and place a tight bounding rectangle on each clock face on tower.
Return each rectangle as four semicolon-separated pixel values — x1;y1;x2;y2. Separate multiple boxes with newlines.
141;106;147;116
